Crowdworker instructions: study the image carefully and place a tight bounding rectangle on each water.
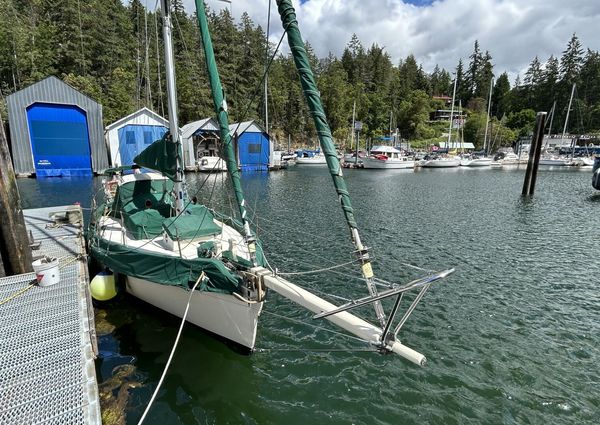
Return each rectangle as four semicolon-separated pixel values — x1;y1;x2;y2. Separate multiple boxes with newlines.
18;167;600;424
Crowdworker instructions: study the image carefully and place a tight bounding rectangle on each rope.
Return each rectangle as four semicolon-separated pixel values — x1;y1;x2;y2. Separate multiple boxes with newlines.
0;282;36;306
137;272;205;425
0;254;85;306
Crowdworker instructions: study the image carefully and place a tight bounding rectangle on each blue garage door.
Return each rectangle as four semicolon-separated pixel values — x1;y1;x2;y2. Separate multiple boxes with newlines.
118;124;167;166
27;103;92;177
239;132;269;172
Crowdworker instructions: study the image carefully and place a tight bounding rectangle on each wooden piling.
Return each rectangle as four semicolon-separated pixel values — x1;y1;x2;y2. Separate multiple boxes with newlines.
522;112;547;196
0;118;33;276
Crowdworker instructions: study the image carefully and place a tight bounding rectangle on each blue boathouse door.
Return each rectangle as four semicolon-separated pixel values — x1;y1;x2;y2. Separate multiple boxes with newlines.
26;103;92;177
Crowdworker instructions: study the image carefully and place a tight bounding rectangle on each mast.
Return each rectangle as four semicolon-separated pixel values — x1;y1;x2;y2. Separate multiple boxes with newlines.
447;77;458;149
562;83;576;157
544;101;556;151
193;0;256;256
275;0;386;328
159;0;185;213
264;0;272;134
483;77;493;155
389;110;393;143
350;100;356;155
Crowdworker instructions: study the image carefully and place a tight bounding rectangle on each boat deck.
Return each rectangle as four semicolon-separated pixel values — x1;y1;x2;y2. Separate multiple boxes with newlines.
0;206;101;425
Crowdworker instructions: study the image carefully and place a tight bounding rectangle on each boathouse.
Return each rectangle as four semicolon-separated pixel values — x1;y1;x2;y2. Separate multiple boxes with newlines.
106;107;169;167
6;76;108;177
181;118;220;169
230;120;272;172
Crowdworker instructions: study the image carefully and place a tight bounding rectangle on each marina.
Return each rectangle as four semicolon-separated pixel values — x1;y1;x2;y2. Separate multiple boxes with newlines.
14;166;600;424
1;0;599;424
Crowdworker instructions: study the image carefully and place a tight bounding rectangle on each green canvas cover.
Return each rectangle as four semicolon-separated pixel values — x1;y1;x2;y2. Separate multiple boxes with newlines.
90;238;243;294
113;179;173;213
162;213;221;240
123;209;165;239
133;134;178;180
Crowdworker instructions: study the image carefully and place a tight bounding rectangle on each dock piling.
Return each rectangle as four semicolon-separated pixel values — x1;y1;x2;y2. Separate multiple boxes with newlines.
0;117;33;276
522;112;547;196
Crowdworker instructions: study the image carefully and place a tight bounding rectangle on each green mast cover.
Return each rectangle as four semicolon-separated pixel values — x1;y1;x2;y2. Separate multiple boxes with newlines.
275;0;387;327
275;0;358;231
193;0;254;247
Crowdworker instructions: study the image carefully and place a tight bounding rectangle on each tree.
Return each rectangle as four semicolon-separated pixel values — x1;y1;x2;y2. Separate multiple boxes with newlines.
491;72;510;118
397;90;433;140
506;109;536;137
559;33;584;86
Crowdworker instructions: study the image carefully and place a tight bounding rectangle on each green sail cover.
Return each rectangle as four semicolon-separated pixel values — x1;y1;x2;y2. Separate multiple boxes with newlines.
133;134;178;180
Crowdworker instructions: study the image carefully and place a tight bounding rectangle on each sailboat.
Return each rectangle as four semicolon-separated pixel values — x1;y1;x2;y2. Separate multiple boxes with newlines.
539;84;575;167
423;78;460;168
88;0;452;364
460;77;493;167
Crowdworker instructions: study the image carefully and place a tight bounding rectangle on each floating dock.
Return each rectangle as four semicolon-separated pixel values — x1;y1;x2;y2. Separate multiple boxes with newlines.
0;206;101;425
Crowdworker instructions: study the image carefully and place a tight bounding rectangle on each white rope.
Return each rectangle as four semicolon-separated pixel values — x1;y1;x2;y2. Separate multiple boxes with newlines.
137;272;205;425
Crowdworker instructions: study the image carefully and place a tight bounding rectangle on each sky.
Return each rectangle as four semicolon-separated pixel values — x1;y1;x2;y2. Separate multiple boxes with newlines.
185;0;600;81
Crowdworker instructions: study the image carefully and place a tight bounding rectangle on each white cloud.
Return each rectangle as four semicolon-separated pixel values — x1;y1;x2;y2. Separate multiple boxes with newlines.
182;0;600;81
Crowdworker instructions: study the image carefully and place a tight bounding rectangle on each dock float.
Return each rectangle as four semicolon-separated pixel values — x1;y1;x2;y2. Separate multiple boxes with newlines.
0;206;101;425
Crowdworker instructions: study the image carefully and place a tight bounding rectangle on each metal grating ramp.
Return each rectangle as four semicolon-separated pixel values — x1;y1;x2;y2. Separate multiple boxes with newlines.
0;206;101;425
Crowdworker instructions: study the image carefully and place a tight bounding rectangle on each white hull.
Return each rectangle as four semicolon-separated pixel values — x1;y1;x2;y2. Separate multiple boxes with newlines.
362;157;415;169
296;156;327;165
460;158;492;167
539;158;569;166
422;158;460;168
127;277;262;349
197;156;227;172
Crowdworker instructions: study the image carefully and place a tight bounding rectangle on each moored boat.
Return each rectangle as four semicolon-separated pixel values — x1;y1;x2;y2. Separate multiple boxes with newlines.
422;156;460;168
362;146;414;169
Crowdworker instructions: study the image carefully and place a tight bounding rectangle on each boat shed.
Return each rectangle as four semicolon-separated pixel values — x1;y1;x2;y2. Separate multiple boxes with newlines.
181;118;220;169
230;120;272;172
105;107;169;167
6;76;107;177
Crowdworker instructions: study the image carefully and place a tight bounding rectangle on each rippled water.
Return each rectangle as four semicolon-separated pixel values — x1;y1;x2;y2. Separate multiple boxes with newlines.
18;166;600;424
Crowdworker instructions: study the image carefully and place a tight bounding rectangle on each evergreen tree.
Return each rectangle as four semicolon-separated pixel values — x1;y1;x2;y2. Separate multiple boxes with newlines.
466;40;483;100
491;72;510;117
559;33;584;86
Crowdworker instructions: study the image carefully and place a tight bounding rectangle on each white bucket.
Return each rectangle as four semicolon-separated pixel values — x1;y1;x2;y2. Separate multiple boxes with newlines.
32;257;60;287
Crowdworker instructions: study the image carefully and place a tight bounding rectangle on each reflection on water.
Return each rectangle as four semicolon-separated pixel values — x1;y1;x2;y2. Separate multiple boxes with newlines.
18;167;600;424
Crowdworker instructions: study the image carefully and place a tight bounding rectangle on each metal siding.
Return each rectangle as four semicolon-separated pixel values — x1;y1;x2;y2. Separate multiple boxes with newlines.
106;109;169;166
6;76;108;175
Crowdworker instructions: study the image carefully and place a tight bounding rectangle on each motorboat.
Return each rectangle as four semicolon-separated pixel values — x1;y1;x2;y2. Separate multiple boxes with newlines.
197;155;226;172
422;156;460;168
296;149;327;165
362;146;414;169
459;154;492;167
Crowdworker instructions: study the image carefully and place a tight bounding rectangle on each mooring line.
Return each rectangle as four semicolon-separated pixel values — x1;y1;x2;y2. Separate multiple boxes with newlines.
137;272;205;425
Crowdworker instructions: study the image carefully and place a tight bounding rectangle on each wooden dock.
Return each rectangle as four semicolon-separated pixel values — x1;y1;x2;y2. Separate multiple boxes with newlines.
0;206;101;425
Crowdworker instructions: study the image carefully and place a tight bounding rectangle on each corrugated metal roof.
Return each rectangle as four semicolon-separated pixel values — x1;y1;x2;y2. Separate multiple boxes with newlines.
6;76;108;175
229;120;266;135
105;107;168;131
181;118;219;139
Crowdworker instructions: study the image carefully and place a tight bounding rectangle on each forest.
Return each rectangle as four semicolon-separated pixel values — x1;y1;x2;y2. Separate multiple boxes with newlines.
1;0;599;151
